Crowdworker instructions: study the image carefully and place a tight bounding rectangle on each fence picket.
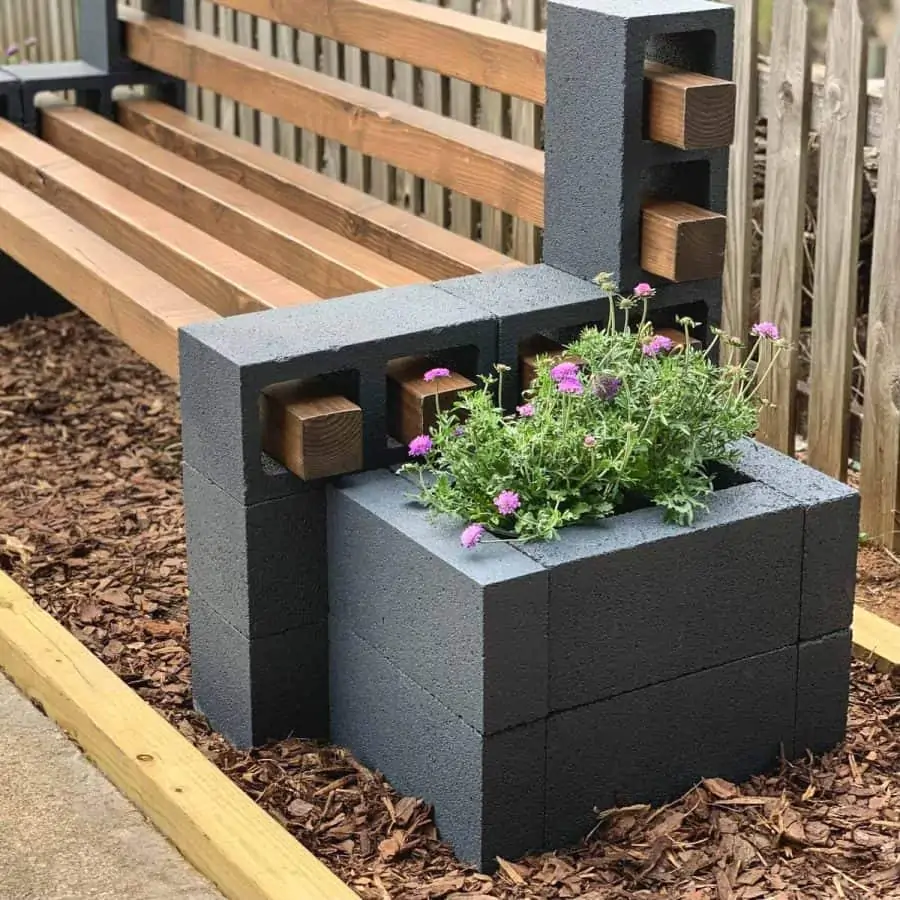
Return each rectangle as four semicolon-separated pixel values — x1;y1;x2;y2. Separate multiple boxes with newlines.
276;25;298;161
296;32;321;170
756;0;812;455
421;0;448;227
344;43;366;190
448;0;477;238
807;0;868;479
861;25;900;548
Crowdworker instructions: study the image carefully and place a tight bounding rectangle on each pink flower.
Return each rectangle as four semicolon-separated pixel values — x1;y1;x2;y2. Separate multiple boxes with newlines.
642;335;675;357
634;282;654;298
408;434;433;457
557;378;584;395
516;403;535;418
550;361;580;383
751;322;780;341
584;435;596;447
493;490;521;516
460;524;485;549
424;367;451;382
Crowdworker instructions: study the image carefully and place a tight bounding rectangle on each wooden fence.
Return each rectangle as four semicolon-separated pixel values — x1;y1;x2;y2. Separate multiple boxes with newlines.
2;0;900;548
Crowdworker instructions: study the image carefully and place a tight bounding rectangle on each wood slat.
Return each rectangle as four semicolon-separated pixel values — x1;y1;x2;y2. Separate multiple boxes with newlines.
861;26;900;550
807;0;867;480
116;99;517;280
756;0;811;455
120;8;546;225
0;170;214;380
41;105;427;298
209;0;546;104
0;116;317;318
722;0;758;361
640;201;727;283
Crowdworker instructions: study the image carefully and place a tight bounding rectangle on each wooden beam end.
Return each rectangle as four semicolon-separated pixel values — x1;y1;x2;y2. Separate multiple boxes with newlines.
641;200;726;283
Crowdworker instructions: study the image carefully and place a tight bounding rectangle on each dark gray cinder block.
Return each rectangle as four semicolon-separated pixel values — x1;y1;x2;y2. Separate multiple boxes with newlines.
795;629;851;758
544;0;732;291
518;480;804;711
329;619;546;871
545;644;797;848
179;283;497;505
183;463;327;638
189;594;328;747
0;251;72;325
328;469;548;734
734;438;860;639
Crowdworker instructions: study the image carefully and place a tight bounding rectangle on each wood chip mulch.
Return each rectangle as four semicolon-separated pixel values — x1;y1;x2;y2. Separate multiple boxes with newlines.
2;311;899;900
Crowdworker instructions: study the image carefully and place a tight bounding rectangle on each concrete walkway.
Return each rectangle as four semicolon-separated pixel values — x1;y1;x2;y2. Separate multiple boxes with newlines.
0;674;224;900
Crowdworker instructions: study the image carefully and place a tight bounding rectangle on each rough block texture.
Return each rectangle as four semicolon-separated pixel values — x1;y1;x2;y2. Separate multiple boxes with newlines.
795;629;852;758
189;594;328;748
544;0;732;294
545;645;797;847
0;252;72;325
0;71;22;125
328;469;548;734
734;438;860;639
179;284;496;505
518;481;804;711
329;618;546;871
183;463;327;638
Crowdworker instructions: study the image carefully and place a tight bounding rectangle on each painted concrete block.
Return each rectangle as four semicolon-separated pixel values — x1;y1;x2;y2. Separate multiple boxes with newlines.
183;462;327;638
179;283;496;505
329;618;546;871
544;0;732;292
734;438;860;639
328;469;548;734
519;480;804;711
0;251;72;325
189;594;328;748
545;644;797;848
795;629;851;758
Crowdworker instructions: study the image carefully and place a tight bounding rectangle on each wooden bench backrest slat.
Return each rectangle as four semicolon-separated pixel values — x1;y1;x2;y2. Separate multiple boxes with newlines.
116;99;520;281
210;0;547;104
41;106;429;298
0;169;216;379
0;116;320;318
121;8;545;226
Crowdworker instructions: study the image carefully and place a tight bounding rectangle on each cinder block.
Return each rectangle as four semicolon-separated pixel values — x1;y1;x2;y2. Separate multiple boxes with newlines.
329;619;546;871
183;462;327;638
179;283;497;505
518;481;804;711
189;594;328;747
545;644;797;848
0;71;22;126
328;469;548;734
795;629;851;758
0;251;72;324
734;438;860;639
544;0;732;292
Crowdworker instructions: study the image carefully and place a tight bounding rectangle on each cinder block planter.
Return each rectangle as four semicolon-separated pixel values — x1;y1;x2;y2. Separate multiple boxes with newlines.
327;441;858;870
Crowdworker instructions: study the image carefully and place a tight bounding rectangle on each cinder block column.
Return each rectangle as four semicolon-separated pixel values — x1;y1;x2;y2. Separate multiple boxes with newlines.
0;252;72;326
544;0;734;312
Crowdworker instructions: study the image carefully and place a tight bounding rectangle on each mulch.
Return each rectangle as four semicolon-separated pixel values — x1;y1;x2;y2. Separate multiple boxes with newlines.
2;311;899;900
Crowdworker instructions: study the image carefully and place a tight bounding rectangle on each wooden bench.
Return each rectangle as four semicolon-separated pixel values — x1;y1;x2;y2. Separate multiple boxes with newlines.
0;0;735;483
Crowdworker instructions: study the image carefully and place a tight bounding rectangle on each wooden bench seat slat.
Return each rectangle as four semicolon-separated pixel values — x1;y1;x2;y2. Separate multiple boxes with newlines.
210;0;546;105
0;118;319;319
120;8;545;226
40;106;429;299
0;170;215;379
116;99;520;281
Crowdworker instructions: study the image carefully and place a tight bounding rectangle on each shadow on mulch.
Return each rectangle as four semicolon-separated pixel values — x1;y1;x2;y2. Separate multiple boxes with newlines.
1;312;899;900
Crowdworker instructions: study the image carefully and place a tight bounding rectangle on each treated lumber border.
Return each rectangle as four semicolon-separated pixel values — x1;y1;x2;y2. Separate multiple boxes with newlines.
852;604;900;673
0;572;359;900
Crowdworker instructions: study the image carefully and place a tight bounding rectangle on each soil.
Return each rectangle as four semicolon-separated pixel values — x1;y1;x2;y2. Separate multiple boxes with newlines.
857;545;900;630
2;311;899;899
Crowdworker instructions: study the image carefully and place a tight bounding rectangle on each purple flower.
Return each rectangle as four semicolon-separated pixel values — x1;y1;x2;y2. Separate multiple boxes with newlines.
634;282;654;298
592;374;622;401
557;378;584;395
453;426;465;437
424;367;451;382
584;435;597;447
550;361;580;383
5;44;18;58
516;403;535;418
493;490;521;516
460;523;485;549
408;434;433;457
751;322;780;341
642;335;675;358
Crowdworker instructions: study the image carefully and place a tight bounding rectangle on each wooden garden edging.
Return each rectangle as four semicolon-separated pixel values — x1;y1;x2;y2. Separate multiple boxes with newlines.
852;603;900;673
0;571;360;900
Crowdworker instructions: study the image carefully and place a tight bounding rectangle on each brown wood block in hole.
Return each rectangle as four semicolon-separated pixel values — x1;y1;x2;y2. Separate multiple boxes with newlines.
655;327;702;351
519;335;565;390
386;357;476;445
641;201;727;283
644;61;736;150
260;382;363;481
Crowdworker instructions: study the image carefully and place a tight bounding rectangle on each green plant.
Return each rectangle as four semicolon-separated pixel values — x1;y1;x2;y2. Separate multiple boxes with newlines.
399;279;787;547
